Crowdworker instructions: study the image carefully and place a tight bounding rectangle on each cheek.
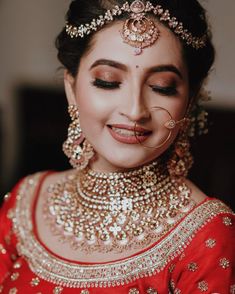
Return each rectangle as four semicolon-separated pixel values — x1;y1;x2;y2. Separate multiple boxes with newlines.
73;81;112;133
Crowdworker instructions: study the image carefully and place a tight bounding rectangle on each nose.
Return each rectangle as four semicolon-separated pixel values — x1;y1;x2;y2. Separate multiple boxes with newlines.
119;91;150;123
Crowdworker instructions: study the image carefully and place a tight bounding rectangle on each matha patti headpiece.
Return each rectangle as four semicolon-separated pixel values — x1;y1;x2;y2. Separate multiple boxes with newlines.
66;0;207;52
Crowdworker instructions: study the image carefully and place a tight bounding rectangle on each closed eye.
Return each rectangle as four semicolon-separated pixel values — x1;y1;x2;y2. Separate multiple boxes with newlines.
92;78;121;89
149;85;178;96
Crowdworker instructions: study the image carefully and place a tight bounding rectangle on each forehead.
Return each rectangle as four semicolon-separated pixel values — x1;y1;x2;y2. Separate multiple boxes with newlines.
80;21;186;72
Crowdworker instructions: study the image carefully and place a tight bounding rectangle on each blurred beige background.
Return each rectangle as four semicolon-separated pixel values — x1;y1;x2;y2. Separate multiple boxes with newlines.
0;0;235;198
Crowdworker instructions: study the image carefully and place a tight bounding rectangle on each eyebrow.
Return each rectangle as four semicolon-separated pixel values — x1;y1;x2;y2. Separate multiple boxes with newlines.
90;59;127;71
90;59;183;79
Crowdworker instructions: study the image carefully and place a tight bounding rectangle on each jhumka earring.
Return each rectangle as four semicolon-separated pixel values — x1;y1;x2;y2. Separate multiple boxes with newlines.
167;118;193;178
63;105;95;170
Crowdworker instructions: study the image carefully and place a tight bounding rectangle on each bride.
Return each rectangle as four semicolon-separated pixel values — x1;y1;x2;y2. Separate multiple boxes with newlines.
0;0;234;293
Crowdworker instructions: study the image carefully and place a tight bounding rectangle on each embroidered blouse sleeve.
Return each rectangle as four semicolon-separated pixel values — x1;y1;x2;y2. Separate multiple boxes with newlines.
171;212;235;294
0;181;23;284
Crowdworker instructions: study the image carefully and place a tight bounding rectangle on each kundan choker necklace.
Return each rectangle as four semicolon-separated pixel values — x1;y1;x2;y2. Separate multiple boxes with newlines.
44;161;196;253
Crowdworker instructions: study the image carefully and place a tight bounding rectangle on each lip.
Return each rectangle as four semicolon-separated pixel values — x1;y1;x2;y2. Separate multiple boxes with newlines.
107;124;152;144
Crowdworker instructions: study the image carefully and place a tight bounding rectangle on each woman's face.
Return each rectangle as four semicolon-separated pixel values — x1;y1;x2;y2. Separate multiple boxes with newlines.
65;21;189;172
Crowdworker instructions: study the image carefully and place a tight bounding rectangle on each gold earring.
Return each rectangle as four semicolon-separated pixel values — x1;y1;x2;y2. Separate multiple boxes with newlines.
167;121;193;178
63;105;94;170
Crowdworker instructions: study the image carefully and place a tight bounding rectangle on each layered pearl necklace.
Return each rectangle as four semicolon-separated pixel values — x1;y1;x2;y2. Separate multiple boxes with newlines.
44;161;196;253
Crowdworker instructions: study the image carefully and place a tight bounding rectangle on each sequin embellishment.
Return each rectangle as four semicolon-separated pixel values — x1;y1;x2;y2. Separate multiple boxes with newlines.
198;280;208;292
53;287;64;294
219;258;230;269
205;238;216;248
146;288;158;294
223;217;233;226
129;288;140;294
30;277;40;286
187;262;198;272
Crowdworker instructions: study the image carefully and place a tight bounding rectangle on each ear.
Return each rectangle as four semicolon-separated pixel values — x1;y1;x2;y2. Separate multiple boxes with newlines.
64;70;77;105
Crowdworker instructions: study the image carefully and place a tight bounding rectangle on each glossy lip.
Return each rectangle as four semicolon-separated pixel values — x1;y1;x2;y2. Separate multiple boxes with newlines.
107;124;152;144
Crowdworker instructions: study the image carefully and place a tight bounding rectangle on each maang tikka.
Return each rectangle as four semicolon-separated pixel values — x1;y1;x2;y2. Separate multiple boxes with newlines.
63;105;95;170
121;0;160;55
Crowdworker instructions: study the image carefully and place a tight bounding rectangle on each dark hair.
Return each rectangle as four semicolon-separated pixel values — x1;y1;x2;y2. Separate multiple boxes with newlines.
56;0;215;96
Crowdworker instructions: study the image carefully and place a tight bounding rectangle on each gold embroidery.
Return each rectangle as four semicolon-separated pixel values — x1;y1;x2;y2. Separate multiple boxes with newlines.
11;174;234;288
170;279;175;290
53;287;64;294
205;238;216;248
230;284;235;294
198;281;208;292
0;244;6;254
9;288;18;294
187;262;198;272
11;272;20;281
223;217;233;226
129;289;140;294
30;277;40;286
168;263;176;273
13;261;22;269
219;257;230;269
146;287;158;294
80;290;90;294
179;252;185;261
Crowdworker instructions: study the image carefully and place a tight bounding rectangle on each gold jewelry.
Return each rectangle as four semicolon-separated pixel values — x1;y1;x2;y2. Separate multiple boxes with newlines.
167;130;194;178
44;161;196;254
63;105;95;170
134;106;189;149
65;0;207;50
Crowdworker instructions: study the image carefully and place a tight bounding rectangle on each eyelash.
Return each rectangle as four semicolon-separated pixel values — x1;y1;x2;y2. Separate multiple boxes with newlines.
150;85;177;96
92;78;121;89
92;78;177;96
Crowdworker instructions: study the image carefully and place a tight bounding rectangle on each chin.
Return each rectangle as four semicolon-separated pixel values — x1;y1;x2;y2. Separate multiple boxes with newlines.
94;149;161;171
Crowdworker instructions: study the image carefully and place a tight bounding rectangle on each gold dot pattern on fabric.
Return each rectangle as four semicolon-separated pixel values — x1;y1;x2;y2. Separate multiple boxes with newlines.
198;281;208;292
179;253;185;261
187;262;198;272
0;244;6;254
10;272;20;281
30;277;40;287
146;287;158;294
168;263;176;273
219;257;230;269
9;288;18;294
13;262;22;269
223;217;233;226
129;288;140;294
80;290;90;294
170;279;175;290
205;238;216;248
53;287;64;294
230;284;235;294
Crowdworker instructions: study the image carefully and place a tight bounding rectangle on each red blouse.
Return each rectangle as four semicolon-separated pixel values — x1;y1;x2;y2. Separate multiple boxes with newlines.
0;172;235;294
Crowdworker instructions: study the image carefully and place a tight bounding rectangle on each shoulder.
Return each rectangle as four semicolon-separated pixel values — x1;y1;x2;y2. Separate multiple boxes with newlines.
170;199;235;291
177;197;235;263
